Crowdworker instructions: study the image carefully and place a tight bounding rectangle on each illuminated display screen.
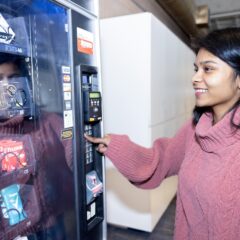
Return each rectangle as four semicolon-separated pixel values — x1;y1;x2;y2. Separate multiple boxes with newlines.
90;92;100;98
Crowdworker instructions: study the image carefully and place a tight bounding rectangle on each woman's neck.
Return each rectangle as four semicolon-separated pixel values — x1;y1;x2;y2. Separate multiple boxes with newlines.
212;102;239;124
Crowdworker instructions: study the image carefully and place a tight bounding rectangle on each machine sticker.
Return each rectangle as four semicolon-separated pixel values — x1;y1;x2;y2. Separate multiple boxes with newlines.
63;74;71;82
0;14;15;44
64;92;71;101
65;101;72;110
62;66;71;74
63;83;71;92
64;24;69;33
63;110;73;128
61;128;73;140
77;27;94;55
62;66;72;123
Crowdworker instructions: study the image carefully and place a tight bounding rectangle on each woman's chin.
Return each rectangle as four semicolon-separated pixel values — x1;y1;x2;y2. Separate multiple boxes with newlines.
195;101;209;107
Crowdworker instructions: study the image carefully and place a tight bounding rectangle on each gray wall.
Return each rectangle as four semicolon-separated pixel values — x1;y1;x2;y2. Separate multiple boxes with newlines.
195;0;240;14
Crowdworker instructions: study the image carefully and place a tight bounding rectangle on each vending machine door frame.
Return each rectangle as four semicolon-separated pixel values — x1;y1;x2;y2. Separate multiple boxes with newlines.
65;1;106;240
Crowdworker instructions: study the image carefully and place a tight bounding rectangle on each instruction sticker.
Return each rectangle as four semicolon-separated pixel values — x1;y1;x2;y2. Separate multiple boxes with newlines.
63;83;71;92
62;66;71;74
64;92;71;101
65;101;72;110
77;27;94;55
63;110;73;128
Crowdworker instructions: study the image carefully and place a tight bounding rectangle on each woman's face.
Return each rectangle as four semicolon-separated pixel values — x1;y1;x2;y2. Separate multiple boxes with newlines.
192;48;240;119
0;62;20;81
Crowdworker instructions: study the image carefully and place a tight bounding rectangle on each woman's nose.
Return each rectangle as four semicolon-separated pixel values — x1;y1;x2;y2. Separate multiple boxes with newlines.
0;76;10;82
192;70;202;84
0;78;9;85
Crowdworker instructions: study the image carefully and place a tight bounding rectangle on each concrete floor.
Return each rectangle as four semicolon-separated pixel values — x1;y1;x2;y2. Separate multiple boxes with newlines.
107;197;176;240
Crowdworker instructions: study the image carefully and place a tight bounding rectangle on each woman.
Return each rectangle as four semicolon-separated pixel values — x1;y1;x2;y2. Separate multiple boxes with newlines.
85;28;240;239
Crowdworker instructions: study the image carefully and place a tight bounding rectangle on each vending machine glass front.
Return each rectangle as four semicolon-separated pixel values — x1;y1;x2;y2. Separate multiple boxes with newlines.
0;0;77;239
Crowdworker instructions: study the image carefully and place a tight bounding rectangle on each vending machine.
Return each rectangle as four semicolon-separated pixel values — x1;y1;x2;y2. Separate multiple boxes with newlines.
0;0;105;239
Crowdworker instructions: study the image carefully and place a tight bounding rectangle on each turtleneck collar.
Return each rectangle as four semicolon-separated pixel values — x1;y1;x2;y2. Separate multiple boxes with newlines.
195;108;240;152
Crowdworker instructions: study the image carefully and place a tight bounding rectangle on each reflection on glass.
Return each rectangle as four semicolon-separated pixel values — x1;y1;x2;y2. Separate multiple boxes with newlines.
0;0;76;239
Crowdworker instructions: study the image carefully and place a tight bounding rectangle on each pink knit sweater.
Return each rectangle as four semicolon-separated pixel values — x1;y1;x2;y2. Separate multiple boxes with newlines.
105;109;240;240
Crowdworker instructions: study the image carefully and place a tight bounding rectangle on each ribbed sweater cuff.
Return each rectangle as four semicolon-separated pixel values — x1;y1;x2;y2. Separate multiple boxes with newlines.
105;134;129;164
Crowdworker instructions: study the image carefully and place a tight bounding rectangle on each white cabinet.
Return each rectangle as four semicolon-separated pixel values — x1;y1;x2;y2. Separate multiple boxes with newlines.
100;12;195;232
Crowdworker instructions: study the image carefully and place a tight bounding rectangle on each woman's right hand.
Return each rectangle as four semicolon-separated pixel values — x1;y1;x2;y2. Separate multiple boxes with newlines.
84;134;111;154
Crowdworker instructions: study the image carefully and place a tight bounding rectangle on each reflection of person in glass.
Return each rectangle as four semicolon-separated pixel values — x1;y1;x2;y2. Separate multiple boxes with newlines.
0;53;74;240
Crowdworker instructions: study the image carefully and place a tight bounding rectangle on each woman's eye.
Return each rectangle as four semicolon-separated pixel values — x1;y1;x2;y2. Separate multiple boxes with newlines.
204;66;214;72
8;74;21;79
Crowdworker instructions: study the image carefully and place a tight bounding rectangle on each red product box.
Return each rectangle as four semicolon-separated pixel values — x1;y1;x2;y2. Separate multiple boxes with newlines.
0;140;27;172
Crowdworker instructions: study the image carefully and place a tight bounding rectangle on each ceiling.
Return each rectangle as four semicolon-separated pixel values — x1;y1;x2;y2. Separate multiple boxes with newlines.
195;0;240;30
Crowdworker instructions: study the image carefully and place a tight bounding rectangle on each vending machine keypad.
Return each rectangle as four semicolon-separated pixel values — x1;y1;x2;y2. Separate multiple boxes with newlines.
84;125;93;164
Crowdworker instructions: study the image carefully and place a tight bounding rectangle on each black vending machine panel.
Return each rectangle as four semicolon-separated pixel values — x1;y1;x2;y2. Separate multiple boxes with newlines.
74;64;104;239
